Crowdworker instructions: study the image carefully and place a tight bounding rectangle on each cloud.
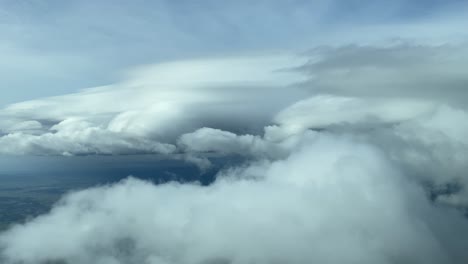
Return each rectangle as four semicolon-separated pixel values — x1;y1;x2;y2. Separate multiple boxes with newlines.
274;95;437;134
2;0;468;107
0;54;306;155
6;43;468;156
2;42;468;263
1;1;468;262
178;127;277;158
0;118;176;156
2;135;468;264
301;44;468;107
1;43;468;204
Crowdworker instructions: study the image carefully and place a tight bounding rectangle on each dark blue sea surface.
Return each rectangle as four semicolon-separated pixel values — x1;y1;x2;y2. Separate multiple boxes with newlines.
0;155;226;231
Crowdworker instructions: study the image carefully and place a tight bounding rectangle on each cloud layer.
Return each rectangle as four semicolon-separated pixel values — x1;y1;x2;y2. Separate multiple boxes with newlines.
2;135;468;264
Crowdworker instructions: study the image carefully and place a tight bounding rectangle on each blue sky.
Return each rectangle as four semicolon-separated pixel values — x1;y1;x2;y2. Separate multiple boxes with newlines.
1;0;467;105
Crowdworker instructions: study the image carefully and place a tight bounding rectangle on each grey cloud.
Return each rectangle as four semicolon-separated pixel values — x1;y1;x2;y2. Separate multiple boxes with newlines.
300;44;468;107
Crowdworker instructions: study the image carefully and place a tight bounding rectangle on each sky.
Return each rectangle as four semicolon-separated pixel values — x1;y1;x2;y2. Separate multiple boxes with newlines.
1;1;468;264
1;0;468;105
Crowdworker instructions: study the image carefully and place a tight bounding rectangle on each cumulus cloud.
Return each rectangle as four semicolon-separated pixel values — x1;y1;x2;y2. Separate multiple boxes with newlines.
179;127;278;158
0;118;176;156
2;135;468;264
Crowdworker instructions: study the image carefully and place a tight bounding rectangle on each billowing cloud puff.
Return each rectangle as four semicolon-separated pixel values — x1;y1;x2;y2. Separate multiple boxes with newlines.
179;127;279;158
0;118;176;156
2;135;468;264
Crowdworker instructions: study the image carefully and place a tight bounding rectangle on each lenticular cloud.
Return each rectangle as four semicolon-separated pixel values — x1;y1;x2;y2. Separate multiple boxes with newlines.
2;135;467;264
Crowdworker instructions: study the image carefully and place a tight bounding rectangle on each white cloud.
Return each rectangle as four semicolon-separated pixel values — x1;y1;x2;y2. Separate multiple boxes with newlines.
274;95;437;134
2;135;467;264
178;127;274;157
0;118;176;156
0;54;307;155
2;0;468;262
2;42;468;263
